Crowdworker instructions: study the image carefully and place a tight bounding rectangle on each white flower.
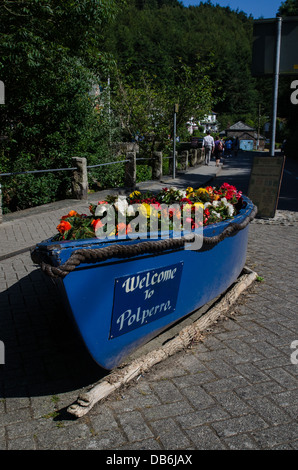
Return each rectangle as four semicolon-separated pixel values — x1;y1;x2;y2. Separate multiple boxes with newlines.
212;200;220;207
114;197;128;216
178;190;187;198
126;205;135;217
204;202;211;208
226;203;234;217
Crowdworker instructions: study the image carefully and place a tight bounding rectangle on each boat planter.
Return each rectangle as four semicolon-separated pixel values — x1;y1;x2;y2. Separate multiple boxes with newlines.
31;185;257;370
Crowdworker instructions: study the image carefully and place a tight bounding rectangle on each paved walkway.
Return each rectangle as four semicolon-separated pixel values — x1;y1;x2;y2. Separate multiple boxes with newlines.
0;152;297;450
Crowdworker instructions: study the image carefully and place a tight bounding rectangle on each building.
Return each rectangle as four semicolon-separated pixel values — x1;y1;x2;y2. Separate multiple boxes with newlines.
187;111;218;135
199;112;218;134
225;121;265;151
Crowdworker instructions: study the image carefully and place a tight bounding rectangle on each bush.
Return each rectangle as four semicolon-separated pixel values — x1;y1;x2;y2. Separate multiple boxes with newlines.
2;172;72;213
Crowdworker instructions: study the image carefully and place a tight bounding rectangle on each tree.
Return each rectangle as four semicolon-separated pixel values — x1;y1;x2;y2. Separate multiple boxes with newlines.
0;0;124;211
278;0;298;15
101;0;257;119
111;62;215;155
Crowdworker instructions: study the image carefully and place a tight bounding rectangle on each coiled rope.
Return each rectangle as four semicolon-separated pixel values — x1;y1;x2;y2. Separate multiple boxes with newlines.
31;205;257;279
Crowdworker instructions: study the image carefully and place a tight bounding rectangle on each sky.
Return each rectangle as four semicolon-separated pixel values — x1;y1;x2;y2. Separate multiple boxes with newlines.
181;0;283;19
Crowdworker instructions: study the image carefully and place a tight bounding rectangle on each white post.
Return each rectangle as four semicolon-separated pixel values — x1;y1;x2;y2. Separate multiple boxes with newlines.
270;16;282;157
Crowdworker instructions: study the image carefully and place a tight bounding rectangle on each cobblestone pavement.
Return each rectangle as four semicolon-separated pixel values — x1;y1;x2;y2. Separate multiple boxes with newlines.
0;153;297;451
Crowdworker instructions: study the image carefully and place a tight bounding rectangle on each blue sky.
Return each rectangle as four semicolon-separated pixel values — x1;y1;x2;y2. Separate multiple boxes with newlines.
181;0;283;19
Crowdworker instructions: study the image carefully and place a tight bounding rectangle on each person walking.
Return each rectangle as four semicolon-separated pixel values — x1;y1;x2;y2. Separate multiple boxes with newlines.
233;137;239;157
224;138;233;158
214;136;224;167
202;130;214;166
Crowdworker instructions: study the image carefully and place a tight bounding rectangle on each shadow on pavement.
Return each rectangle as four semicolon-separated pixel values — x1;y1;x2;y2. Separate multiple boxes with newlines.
213;151;254;195
0;268;107;399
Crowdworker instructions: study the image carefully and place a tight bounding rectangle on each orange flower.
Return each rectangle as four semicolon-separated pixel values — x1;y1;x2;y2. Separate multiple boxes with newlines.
61;210;78;219
57;220;72;234
116;223;132;235
68;210;78;217
91;219;103;230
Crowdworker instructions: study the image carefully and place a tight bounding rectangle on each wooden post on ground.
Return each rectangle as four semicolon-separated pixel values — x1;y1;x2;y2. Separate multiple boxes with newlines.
189;149;197;167
124;152;136;188
67;266;258;418
180;150;188;170
72;157;88;200
151;151;163;180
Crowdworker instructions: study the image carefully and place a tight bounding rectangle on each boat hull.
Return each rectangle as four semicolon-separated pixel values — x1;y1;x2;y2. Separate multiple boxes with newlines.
32;195;255;370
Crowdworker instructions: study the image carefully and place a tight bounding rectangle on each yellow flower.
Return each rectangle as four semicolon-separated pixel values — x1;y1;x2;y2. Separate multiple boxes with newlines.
139;203;152;218
129;190;141;198
196;188;208;196
193;202;204;209
186;187;194;194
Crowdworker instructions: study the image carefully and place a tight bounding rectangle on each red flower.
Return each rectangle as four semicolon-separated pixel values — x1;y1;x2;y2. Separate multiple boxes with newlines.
91;219;103;231
181;197;192;204
57;220;72;234
116;223;132;235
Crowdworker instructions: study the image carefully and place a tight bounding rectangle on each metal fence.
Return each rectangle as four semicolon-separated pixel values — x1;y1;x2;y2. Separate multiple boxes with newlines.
0;147;204;223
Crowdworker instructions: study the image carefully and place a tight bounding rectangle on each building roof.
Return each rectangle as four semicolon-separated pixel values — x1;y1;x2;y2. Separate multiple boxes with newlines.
237;131;265;140
227;121;255;131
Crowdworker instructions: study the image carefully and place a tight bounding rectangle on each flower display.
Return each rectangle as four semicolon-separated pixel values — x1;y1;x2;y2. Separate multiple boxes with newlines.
54;183;243;241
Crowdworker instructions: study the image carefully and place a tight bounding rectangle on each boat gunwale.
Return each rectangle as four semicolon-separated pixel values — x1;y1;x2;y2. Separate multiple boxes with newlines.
36;196;255;254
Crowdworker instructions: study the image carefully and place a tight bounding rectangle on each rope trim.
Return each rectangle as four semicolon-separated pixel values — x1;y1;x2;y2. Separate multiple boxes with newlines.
31;205;257;279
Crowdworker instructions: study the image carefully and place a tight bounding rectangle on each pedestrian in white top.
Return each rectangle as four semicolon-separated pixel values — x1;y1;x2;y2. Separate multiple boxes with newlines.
202;131;214;166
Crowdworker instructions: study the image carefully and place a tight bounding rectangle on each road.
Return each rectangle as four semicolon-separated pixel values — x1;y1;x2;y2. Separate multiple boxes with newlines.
212;150;298;213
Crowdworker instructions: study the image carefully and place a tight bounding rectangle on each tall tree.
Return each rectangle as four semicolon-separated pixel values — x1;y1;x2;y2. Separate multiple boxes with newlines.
278;0;298;15
101;1;257;117
0;0;123;210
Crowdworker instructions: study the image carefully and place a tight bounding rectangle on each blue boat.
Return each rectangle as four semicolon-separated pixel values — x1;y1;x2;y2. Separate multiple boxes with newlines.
31;195;256;370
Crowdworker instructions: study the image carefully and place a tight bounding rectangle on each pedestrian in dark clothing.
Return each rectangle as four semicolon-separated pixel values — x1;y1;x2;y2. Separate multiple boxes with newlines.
225;138;233;158
214;136;224;167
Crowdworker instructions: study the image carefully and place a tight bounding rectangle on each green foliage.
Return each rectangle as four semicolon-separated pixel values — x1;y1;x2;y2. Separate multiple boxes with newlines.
110;62;215;156
1;0;296;215
278;0;298;15
0;0;123;212
101;0;257;118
